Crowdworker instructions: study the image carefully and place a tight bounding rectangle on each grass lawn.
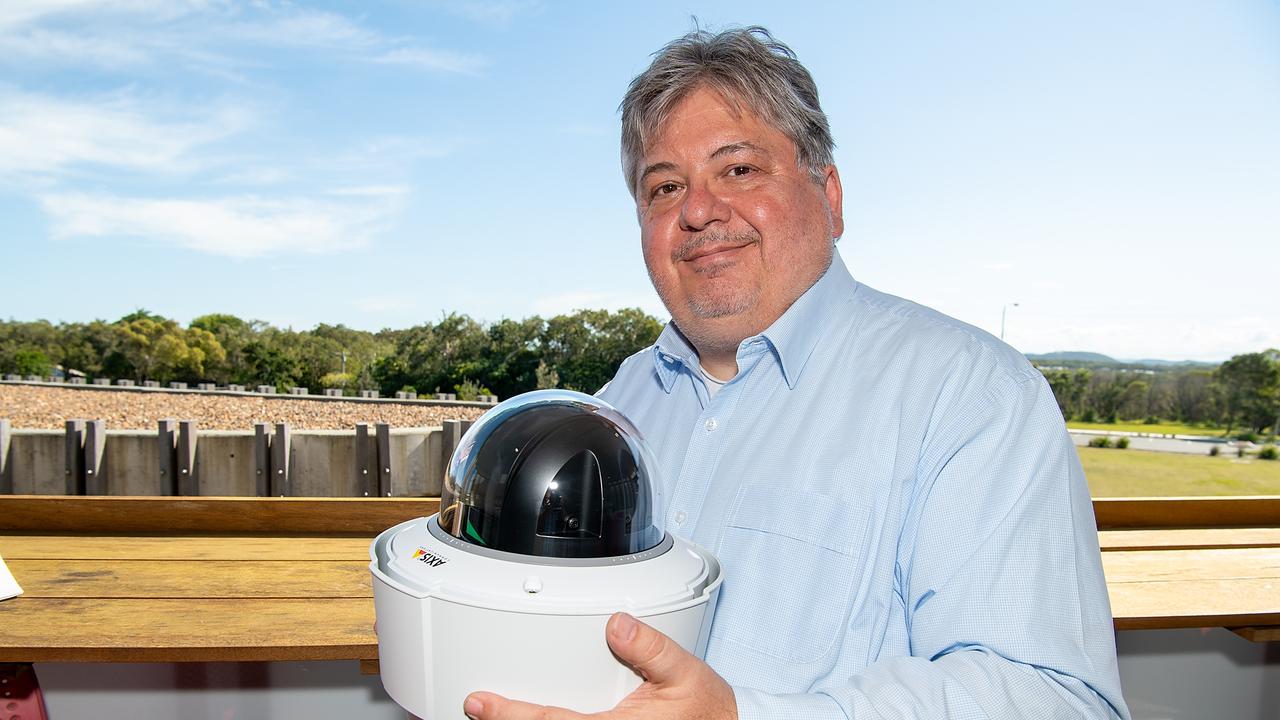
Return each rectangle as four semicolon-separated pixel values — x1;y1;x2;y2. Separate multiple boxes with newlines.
1079;446;1280;497
1067;420;1228;437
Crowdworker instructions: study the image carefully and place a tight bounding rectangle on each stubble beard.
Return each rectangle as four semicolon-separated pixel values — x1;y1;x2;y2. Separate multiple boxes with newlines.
658;230;762;319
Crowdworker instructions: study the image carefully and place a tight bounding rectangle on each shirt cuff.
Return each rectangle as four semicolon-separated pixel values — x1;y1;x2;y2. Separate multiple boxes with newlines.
733;686;846;720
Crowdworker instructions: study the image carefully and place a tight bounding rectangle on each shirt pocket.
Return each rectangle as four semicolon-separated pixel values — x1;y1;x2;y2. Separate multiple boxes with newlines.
710;484;868;664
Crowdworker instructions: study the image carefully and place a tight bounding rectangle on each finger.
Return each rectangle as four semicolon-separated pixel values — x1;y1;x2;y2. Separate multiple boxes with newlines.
604;612;695;684
463;691;587;720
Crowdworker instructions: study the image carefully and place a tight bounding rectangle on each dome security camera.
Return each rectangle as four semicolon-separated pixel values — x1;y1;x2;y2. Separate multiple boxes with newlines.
371;390;723;718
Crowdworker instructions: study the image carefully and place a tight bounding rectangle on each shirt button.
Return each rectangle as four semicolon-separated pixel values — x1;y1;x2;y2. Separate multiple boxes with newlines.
705;418;718;432
675;510;687;525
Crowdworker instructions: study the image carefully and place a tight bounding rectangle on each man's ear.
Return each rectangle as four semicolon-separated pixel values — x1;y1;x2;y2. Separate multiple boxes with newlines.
822;165;844;239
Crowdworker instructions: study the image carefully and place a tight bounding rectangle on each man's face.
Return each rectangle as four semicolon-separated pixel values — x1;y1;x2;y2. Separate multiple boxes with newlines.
635;86;844;355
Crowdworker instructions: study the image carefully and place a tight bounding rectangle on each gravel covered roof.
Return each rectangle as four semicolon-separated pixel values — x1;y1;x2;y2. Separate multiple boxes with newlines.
0;385;488;430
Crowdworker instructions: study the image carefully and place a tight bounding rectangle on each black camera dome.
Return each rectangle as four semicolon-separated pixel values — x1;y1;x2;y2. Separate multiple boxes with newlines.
438;390;664;559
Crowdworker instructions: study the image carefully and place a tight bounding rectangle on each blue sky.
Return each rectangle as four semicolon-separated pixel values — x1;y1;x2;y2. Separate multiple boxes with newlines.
2;1;1278;361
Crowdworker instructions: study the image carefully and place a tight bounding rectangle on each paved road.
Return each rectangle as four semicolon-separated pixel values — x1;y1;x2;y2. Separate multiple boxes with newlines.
1069;432;1234;456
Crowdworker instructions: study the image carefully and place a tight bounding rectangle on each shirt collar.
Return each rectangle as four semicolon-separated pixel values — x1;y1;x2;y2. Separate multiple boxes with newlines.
649;248;859;392
759;248;858;388
650;323;700;394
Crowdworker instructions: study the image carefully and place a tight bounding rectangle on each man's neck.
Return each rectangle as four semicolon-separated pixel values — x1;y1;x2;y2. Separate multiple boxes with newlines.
698;352;738;381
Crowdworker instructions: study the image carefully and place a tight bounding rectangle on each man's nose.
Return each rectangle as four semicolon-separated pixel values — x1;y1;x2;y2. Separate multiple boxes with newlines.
678;182;730;231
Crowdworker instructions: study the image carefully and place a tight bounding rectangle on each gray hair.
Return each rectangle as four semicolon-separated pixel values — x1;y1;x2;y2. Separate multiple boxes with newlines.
619;25;835;196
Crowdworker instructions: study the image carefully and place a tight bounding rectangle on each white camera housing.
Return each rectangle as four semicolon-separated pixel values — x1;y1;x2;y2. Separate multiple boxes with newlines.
370;391;723;718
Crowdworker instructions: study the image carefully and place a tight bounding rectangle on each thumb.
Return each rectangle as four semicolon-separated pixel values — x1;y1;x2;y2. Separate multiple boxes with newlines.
605;612;694;684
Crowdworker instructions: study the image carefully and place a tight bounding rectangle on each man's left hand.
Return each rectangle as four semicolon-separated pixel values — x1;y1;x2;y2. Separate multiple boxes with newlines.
462;612;736;720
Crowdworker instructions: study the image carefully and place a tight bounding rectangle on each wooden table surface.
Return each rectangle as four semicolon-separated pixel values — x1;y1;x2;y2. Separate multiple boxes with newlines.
0;534;378;662
0;496;1277;664
0;496;433;664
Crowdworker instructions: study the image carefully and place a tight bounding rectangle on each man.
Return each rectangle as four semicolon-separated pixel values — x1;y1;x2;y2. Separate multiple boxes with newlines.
465;26;1129;720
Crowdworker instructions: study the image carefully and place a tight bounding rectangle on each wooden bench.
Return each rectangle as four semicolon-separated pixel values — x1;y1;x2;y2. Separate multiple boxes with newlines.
0;496;436;667
0;495;1276;669
1096;496;1280;643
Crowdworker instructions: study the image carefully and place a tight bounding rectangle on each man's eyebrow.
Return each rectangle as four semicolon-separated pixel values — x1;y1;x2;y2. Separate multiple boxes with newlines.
710;141;768;160
638;142;769;187
638;161;678;187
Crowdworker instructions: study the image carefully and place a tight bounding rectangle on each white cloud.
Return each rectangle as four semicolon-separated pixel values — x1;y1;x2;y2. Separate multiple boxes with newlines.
213;167;292;186
0;88;248;178
0;0;123;31
371;47;489;75
0;2;489;76
40;192;400;258
0;0;207;35
1009;311;1280;363
0;28;149;67
223;7;381;50
327;185;410;197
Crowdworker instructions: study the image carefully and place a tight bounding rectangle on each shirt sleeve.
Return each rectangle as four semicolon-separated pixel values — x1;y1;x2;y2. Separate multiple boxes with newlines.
732;369;1129;719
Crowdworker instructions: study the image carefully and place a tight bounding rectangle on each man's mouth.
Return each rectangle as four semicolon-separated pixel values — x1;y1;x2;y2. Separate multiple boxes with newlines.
674;233;760;266
686;243;747;263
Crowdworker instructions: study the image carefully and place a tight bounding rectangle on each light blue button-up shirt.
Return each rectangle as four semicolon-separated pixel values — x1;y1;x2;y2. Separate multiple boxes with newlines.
598;250;1129;719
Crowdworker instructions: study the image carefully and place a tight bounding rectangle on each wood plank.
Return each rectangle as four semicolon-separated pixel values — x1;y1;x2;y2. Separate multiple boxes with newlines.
0;496;439;534
0;535;374;561
4;495;1272;535
1231;627;1280;642
8;560;372;599
9;528;1280;560
1099;528;1280;551
1103;548;1280;583
0;597;377;662
1108;578;1280;630
1093;496;1280;530
8;528;1274;559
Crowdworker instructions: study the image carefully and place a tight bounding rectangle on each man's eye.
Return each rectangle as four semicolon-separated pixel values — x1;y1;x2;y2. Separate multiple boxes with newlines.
728;165;753;177
652;183;679;197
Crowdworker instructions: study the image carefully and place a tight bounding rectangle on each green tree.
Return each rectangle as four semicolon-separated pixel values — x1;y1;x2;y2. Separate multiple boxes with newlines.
541;308;662;392
244;339;303;387
11;348;52;376
1172;370;1215;424
191;313;262;383
177;326;228;382
1;307;666;396
59;321;123;378
1041;368;1090;420
374;314;490;396
534;359;560;390
1119;379;1150;421
482;317;545;398
113;316;175;381
1085;372;1125;424
112;315;227;382
1216;352;1280;434
0;320;61;375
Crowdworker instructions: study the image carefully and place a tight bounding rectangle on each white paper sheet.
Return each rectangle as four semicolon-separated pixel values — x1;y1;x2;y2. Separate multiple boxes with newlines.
0;554;23;601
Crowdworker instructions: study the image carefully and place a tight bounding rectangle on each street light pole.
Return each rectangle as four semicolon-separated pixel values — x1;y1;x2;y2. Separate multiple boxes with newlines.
1000;302;1020;341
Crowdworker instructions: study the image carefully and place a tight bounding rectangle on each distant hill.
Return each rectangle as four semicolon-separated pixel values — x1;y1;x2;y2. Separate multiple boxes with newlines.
1027;351;1118;364
1026;351;1219;370
1123;358;1217;368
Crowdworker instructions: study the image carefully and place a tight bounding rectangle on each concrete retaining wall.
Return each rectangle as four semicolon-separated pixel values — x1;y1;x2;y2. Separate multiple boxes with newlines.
101;432;158;495
8;431;64;495
197;432;259;496
1;422;469;497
